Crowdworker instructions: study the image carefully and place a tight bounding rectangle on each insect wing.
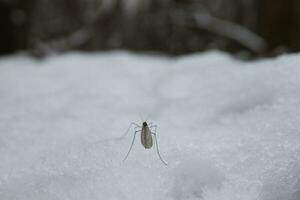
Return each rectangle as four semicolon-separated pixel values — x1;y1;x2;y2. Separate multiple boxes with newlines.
141;126;153;149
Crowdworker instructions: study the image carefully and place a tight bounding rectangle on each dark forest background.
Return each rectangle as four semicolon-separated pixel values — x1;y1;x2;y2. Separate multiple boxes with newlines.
1;0;300;59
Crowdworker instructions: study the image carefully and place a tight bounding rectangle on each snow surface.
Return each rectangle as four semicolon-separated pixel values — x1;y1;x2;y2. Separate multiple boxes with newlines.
0;51;300;200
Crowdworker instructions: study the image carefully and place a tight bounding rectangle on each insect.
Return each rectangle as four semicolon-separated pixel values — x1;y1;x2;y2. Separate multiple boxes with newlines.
123;121;167;165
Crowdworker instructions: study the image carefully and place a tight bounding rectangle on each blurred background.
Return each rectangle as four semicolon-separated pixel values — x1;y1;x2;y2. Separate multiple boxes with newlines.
1;0;299;59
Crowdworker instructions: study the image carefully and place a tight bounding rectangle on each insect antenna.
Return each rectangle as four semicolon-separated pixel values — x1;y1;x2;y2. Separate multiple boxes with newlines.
139;112;151;123
138;112;144;122
145;113;151;123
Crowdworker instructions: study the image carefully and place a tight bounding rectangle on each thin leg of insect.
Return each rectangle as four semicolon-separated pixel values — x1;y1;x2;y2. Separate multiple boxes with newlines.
151;126;167;165
123;130;141;161
149;125;157;130
119;122;141;139
134;126;141;132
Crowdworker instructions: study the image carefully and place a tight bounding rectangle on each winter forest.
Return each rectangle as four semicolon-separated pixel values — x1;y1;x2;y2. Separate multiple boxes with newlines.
1;0;300;58
1;1;300;200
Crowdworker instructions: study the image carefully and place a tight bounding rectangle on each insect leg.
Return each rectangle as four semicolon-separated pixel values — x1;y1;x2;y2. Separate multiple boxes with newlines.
149;124;157;131
134;126;141;132
151;132;167;165
123;130;140;161
119;122;141;139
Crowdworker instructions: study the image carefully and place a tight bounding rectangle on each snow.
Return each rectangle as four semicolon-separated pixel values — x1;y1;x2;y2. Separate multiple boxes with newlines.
0;51;300;200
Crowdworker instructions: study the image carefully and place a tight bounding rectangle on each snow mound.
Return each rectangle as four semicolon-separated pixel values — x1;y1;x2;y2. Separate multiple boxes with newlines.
0;51;300;200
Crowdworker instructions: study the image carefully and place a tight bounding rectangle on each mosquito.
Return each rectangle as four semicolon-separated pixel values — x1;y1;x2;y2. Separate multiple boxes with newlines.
123;121;167;165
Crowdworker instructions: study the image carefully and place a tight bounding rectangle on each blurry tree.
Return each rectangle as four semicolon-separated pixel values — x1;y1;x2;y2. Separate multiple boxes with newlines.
0;0;300;58
0;0;28;54
0;1;14;54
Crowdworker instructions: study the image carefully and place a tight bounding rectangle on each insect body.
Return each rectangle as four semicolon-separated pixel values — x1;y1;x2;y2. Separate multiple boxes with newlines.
123;121;167;165
141;122;153;149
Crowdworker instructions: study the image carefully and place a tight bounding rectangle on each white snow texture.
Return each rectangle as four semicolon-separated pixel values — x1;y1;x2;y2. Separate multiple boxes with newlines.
0;51;300;200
